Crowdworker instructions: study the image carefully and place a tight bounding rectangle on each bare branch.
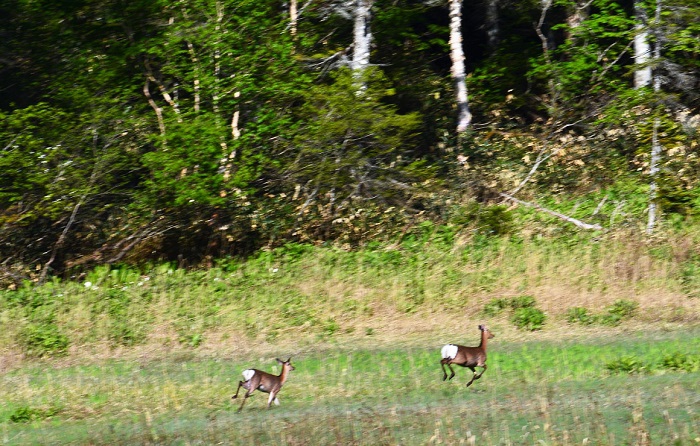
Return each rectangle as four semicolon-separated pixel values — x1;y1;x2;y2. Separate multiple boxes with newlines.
143;79;167;144
499;192;603;230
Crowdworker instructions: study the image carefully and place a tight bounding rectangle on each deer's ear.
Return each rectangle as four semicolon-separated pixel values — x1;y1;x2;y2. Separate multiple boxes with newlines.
276;358;283;363
287;357;291;362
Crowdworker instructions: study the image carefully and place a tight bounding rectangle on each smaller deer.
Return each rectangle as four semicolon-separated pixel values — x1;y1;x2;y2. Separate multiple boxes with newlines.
440;324;495;387
232;357;295;412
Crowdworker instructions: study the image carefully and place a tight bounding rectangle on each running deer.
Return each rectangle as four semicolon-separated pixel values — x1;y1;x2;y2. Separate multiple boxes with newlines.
232;357;294;412
440;324;495;387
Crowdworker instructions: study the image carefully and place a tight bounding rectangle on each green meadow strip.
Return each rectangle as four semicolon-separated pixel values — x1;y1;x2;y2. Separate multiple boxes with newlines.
2;329;699;445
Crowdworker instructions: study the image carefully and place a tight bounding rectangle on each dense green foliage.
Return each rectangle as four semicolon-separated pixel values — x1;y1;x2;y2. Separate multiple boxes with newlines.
1;0;700;279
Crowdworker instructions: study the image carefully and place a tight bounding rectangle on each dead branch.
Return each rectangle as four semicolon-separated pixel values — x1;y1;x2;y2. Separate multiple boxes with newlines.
499;192;603;230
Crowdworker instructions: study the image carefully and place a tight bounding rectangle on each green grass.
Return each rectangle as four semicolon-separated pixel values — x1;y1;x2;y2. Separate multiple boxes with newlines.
2;329;699;445
2;234;700;444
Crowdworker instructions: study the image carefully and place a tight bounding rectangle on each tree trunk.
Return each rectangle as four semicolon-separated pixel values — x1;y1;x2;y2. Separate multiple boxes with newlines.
352;0;373;90
634;0;652;88
485;0;499;50
449;0;472;134
646;0;662;234
290;0;298;37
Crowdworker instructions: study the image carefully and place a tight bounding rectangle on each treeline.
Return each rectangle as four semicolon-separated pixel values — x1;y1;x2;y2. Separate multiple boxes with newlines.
0;0;699;281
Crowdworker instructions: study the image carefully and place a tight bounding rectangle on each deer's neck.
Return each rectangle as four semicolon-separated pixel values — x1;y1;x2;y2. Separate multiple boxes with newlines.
479;331;488;349
279;367;290;384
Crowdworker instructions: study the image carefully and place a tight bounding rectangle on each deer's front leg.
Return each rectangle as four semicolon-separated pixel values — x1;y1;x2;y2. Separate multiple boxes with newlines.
267;391;277;408
466;366;478;387
473;364;487;381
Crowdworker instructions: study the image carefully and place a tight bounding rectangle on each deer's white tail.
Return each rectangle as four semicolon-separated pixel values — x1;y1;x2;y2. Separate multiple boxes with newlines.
441;344;458;360
242;369;255;381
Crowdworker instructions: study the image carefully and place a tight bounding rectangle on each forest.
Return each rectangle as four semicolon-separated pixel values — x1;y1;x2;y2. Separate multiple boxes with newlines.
1;0;699;281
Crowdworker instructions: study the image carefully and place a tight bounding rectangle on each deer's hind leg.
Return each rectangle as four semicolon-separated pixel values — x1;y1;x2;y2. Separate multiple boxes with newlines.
441;360;456;381
235;378;259;412
232;380;248;399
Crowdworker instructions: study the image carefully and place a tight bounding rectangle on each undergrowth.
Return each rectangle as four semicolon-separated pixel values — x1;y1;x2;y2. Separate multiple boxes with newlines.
1;226;699;357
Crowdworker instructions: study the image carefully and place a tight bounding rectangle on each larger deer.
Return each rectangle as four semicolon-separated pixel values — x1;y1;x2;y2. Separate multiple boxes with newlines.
232;357;294;412
440;324;494;387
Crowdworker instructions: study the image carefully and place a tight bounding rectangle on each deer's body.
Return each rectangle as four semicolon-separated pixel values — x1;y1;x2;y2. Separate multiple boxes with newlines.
232;358;294;412
440;325;494;387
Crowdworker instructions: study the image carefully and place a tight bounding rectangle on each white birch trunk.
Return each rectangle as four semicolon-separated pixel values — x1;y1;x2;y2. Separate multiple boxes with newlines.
646;0;662;234
290;0;298;37
352;0;373;90
449;0;472;134
634;0;652;88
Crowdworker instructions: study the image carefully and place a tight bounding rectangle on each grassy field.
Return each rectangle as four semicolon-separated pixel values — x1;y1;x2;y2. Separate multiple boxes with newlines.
2;327;699;445
2;232;700;444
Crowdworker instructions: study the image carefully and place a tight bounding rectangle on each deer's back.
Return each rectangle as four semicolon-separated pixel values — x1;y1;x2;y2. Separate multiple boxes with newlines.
454;345;487;366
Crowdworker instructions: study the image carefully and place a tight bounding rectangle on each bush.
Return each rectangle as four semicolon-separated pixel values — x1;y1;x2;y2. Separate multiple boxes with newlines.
566;300;638;327
450;203;515;236
18;322;70;357
8;405;61;423
660;352;700;372
566;307;596;325
600;299;638;326
483;295;536;316
484;295;546;330
482;298;509;316
605;356;648;374
509;295;536;309
511;307;546;331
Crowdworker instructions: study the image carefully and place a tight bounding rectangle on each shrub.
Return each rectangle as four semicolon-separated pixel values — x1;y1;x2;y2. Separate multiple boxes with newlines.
605;356;648;374
600;299;638;326
566;307;596;325
18;322;69;357
566;300;638;326
607;299;638;318
483;295;536;316
511;307;546;331
484;295;546;330
509;295;536;309
660;352;700;372
9;405;61;423
482;298;509;316
451;203;515;236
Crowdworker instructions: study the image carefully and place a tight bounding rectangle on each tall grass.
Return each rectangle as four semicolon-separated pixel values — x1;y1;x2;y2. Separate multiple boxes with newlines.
1;228;700;359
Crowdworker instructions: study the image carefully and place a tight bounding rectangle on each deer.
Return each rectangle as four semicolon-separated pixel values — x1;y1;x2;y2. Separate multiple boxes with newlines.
232;357;295;412
440;324;495;387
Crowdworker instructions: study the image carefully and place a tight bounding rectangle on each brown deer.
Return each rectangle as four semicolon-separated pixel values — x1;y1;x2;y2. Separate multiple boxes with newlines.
440;325;495;387
232;357;294;412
